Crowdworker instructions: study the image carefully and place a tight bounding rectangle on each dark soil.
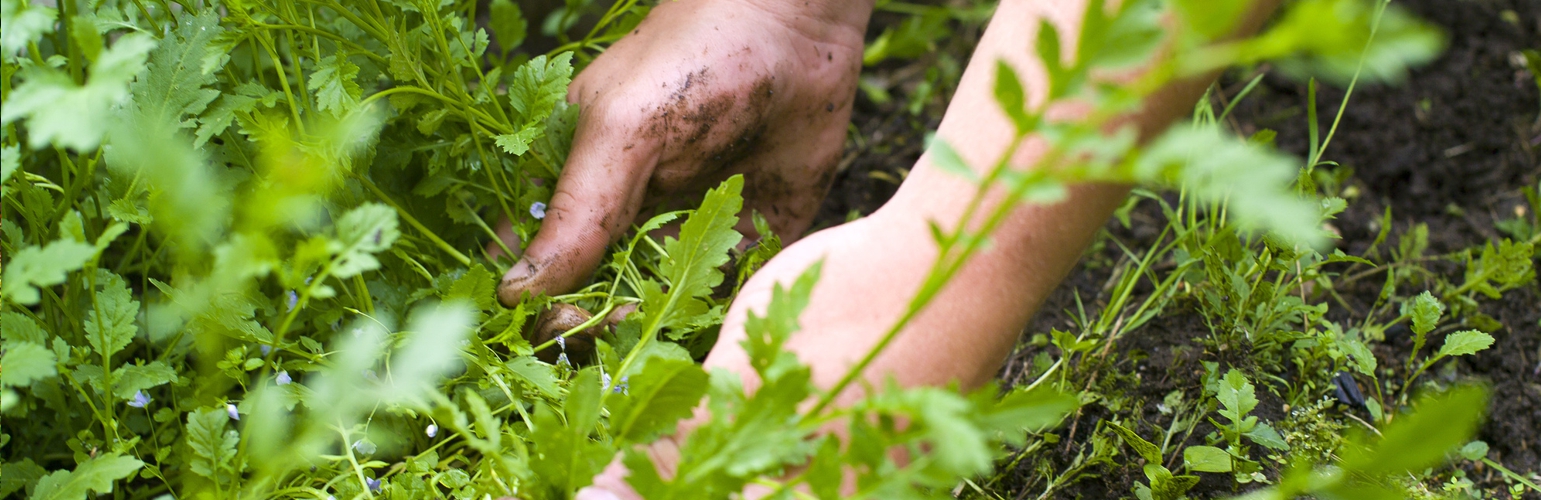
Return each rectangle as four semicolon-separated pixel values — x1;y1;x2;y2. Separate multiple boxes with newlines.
818;0;1540;497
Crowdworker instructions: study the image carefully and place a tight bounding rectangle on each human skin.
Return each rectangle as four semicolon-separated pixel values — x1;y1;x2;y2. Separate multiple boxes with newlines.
494;0;1278;497
493;0;872;306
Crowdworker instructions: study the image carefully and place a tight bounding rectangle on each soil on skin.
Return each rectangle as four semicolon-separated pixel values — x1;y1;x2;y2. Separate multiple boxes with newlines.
819;0;1540;497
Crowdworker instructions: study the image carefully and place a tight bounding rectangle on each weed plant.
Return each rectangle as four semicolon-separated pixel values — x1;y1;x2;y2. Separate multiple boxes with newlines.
1;0;1532;499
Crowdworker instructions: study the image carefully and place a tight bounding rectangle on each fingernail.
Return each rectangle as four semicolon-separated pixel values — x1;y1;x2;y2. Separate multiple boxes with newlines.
505;259;536;283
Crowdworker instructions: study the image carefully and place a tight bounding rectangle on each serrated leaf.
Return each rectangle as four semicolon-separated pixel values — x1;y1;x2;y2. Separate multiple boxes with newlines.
1409;291;1443;336
508;52;572;122
1;0;56;57
494;123;541;156
329;203;400;278
1;342;57;388
445;264;496;311
84;270;139;360
186;407;240;483
308;54;362;117
130;9;223;129
1183;445;1232;472
1134;126;1324;249
0;458;46;499
1;33;155;151
607;355;708;443
111;361;176;399
505;357;559;399
195;82;279;147
640;176;745;338
742;261;819;376
1109;422;1162;463
1217;369;1258;425
488;0;527;55
29;453;143;500
1434;330;1494;359
2;238;96;305
1;144;18;186
2;311;48;344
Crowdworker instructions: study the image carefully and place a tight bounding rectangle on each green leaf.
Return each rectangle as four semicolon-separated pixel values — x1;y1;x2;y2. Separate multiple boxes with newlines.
607;355;709;443
1341;385;1487;475
1;342;57;388
29;453;143;500
382;301;474;404
644;176;745;336
488;0;527;56
308;54;362;117
1;33;156;151
111;361;176;399
1135;126;1324;248
1458;440;1489;461
1;144;19;186
0;0;56;57
925;134;977;182
1245;422;1290;450
1433;330;1494;359
1258;0;1444;85
1216;369;1258;425
508;52;573;122
1408;291;1443;336
1171;0;1249;39
993;60;1032;134
1035;20;1064;96
505;357;559;399
1183;445;1232;473
529;369;611;497
1;311;49;344
330;203;400;278
741;260;819;376
1109;422;1162;463
0;458;47;499
2;238;96;306
186;407;240;483
129;9;223;129
494;123;541;156
446;264;497;311
84;270;139;360
194;82;279;147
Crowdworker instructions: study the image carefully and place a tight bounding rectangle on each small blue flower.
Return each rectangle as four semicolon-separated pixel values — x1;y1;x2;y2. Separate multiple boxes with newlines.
365;477;381;492
601;372;612;390
276;371;292;386
353;439;377;455
556;335;566;350
613;376;629;395
530;201;547;220
260;345;271;356
226;403;240;421
128;390;151;408
556;352;570;368
286;290;298;311
426;424;438;438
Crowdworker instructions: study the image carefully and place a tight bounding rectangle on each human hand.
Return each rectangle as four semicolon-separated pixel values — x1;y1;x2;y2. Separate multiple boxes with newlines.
494;0;870;306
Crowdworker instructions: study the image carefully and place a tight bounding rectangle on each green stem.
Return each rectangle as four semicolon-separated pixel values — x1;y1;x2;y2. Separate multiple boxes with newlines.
357;176;471;265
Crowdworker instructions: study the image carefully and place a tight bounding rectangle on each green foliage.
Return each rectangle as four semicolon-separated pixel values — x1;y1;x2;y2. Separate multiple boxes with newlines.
0;0;1497;498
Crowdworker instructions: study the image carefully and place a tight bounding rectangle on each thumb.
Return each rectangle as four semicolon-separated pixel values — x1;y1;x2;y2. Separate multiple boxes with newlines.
498;116;657;307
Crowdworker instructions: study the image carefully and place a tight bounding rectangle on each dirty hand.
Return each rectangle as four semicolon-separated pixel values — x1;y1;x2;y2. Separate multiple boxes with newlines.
495;0;872;306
